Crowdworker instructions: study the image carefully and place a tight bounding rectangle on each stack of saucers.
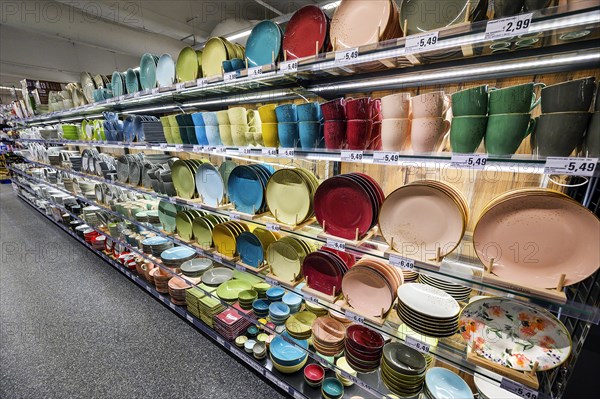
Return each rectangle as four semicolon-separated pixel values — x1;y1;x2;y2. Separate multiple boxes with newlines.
312;317;346;357
180;257;213;278
403;269;420;282
305;300;329;317
424;368;473;399
418;273;472;302
160;246;196;268
143;236;173;256
381;342;427;398
344;324;384;373
269;302;290;326
252;299;269;318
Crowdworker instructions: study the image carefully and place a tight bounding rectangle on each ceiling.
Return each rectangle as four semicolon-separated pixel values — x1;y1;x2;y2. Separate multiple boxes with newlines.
0;0;323;101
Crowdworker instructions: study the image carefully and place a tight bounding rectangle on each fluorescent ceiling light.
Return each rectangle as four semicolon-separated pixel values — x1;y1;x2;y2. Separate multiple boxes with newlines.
0;86;17;91
321;1;341;10
225;29;253;41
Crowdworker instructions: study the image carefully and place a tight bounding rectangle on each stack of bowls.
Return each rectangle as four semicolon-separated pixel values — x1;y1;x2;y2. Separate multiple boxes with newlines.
297;102;323;149
344;324;384;373
160;246;196;268
253;341;267;360
258;104;279;147
381;92;411;151
321;377;344;399
202;112;222;146
305;300;329;317
269;332;309;374
142;236;172;255
269;302;290;325
168;275;200;305
216;110;233;145
450;85;490;154
335;357;357;387
424;368;473;399
381;342;427;398
322;98;347;149
253;282;270;299
266;286;285;302
276;104;299;147
285;311;316;340
312;317;346;356
304;363;325;387
238;289;258;310
252;298;270;318
282;292;303;313
533;77;595;157
410;91;450;153
180;257;213;278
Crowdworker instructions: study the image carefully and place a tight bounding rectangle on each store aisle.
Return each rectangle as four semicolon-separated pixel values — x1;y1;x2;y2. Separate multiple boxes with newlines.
0;186;286;399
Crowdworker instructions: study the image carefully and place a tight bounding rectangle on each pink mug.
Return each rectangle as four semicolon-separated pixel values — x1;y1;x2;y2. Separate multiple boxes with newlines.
324;120;346;149
346;119;371;150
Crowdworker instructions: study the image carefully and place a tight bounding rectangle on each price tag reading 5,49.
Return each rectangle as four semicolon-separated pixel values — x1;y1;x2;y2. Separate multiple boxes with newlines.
405;31;439;54
335;48;359;64
326;239;345;251
500;378;538;399
341;150;363;162
373;151;400;165
279;60;298;74
544;156;598;177
485;13;533;40
451;153;488;169
248;66;263;78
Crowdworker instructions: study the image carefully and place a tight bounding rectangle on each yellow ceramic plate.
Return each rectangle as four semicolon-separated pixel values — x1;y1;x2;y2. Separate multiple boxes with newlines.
176;46;199;82
266;169;312;225
266;240;302;282
202;37;228;77
213;223;237;256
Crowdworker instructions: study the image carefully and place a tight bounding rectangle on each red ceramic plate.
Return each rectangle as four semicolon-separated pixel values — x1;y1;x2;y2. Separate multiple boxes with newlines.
283;5;328;60
320;246;356;268
302;251;343;296
344;174;380;226
346;324;385;351
314;175;373;239
354;172;385;206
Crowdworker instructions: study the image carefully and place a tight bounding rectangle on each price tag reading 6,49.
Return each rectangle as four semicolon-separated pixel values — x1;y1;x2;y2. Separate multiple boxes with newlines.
405;336;431;354
389;254;415;271
326;239;345;251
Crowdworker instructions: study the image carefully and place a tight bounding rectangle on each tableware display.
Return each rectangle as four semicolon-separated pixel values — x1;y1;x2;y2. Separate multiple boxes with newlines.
488;83;545;114
321;377;344;399
245;20;282;68
228;164;273;215
212;220;250;257
266;168;318;226
396;283;460;338
424;367;473;399
473;188;600;289
450;115;488;153
176;46;199;83
418;269;472;302
532;111;591;157
314;173;384;240
192;214;227;249
381;342;427;397
344;324;384;373
160;245;196;268
311;316;346;356
381;118;410;151
266;236;312;283
156;54;176;87
485;113;535;155
400;0;488;35
459;297;571;371
139;53;159;90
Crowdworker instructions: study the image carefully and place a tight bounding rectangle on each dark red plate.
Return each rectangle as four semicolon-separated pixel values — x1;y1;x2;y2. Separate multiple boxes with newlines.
346;324;385;351
282;5;328;60
320;246;356;268
302;251;343;296
343;173;379;227
314;175;373;239
353;172;384;207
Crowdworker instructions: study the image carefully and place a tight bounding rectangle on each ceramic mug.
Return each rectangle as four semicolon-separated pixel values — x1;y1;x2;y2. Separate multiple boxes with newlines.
488;83;546;114
494;0;525;18
584;112;600;157
321;98;347;121
411;91;450;118
192;119;209;146
262;123;279;147
324;120;345;149
532;112;591;157
231;124;249;146
247;109;261;128
451;85;490;116
369;120;382;150
230;58;245;71
278;122;299;147
218;124;233;146
297;102;322;122
381;118;410;151
485;113;535;155
228;107;248;125
346;119;371;150
216;110;230;125
202;112;218;126
258;104;277;123
411;117;450;153
275;104;298;123
299;121;322;149
346;97;372;120
250;126;264;146
205;125;222;146
450;116;488;153
541;77;596;113
381;92;411;119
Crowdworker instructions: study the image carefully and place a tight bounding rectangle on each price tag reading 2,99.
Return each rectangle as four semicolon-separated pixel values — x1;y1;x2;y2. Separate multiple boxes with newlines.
485;13;533;40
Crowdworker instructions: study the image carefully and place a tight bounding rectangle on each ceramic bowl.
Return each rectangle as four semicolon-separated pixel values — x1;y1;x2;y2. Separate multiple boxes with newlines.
304;363;325;383
321;377;344;399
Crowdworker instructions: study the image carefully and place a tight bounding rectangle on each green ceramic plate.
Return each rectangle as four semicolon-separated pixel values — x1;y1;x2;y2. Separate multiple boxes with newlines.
176;46;199;83
266;169;312;225
158;200;178;232
176;211;194;240
216;279;253;301
172;160;196;199
202;37;228;77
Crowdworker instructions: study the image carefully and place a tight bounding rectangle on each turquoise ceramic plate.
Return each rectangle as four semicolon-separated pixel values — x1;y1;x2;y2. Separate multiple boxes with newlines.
156;54;176;87
111;71;125;97
160;246;196;261
140;53;158;89
125;68;140;94
245;20;282;68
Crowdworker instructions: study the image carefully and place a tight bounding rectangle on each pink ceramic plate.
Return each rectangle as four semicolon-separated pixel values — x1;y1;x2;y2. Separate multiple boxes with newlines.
342;267;393;317
330;0;391;49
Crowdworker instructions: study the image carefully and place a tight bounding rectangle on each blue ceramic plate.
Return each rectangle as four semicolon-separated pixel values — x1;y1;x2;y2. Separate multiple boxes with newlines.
156;54;176;87
227;166;264;214
125;68;140;94
236;232;264;267
160;246;196;261
142;236;170;246
140;53;158;89
269;332;308;365
245;20;282;68
195;163;224;207
111;71;125;97
425;367;474;399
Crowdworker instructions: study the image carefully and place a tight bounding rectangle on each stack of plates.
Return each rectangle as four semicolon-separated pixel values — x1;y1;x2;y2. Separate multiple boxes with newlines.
175;209;206;241
139;53;159;89
172;159;204;199
185;286;205;319
237;289;258;310
236;228;278;267
141;236;172;255
228;164;274;215
180;257;213;278
379;180;468;262
314;173;384;240
202;267;233;287
285;311;316;340
474;188;600;290
141;121;166;143
400;0;487;36
305;300;328;317
198;289;226;327
216;279;253;303
268;302;290;325
153;267;173;293
111;71;127;97
61;124;80;140
214;303;255;340
396;283;460;338
192;214;228;249
266;286;285;302
252;299;270;318
253;282;270;299
312;316;346;356
245;20;282;68
269;332;309;374
160;246;196;268
201;37;244;78
424;368;473;399
344;324;384;373
156;54;176;87
266;168;319;226
282;292;303;313
266;236;313;284
176;47;199;82
403;269;419;282
168;275;200;306
341;258;402;317
418;273;472;302
283;5;329;60
195;162;226;207
146;210;161;228
381;342;427;398
211;221;249;257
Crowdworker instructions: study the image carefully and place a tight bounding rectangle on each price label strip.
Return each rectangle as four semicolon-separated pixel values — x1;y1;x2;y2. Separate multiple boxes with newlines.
389;254;415;271
239;147;252;155
303;293;319;304
544;157;598;177
345;310;365;324
223;71;237;82
450;153;488;169
485;13;533;40
341;150;363;162
500;378;539;399
266;222;280;232
279;148;295;158
405;31;439;54
248;65;263;78
175;82;185;91
192;145;203;153
175;144;184;151
326;238;345;251
405;336;431;354
228;212;241;221
196;78;208;88
262;147;278;156
265;276;279;286
236;264;246;272
335;48;359;64
373;151;400;165
279;60;298;74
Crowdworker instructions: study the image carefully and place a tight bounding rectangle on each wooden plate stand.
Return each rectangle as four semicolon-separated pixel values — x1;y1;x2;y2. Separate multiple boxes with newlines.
317;221;376;247
211;251;238;263
228;208;269;220
265;265;303;289
235;259;268;274
300;277;339;304
265;211;316;231
338;295;389;326
467;346;540;389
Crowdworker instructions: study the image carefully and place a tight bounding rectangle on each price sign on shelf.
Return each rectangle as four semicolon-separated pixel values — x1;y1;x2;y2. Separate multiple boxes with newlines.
228;212;241;221
186;314;194;323
279;60;298;74
451;153;488;169
213;146;227;154
151;87;160;95
223;71;237;82
544;157;598;177
335;47;359;64
279;148;295;158
303;293;319;304
175;82;185;91
389;254;415;271
167;197;177;204
405;336;431;354
485;13;533;40
266;222;280;232
326;238;345;251
262;147;278;157
213;254;223;263
341;150;363;162
159;143;168;149
175;144;184;152
196;78;208;88
248;65;263;78
373;151;400;165
405;31;439;54
240;147;252;155
192;145;203;153
236;264;246;272
500;378;539;399
265;276;280;286
345;310;364;324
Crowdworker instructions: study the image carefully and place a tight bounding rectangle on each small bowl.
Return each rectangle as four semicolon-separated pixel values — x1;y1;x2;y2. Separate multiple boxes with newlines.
304;363;325;384
244;339;256;353
247;325;259;337
321;377;344;399
235;336;248;348
253;341;267;358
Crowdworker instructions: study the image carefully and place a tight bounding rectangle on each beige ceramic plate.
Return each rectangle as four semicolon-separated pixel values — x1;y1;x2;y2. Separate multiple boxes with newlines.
342;267;393;317
266;240;302;282
330;0;391;49
266;169;312;225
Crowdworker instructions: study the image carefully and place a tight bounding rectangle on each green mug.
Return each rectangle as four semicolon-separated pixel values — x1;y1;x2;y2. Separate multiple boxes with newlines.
451;85;490;116
532;112;591;157
488;82;546;114
485;113;536;155
450;116;488;153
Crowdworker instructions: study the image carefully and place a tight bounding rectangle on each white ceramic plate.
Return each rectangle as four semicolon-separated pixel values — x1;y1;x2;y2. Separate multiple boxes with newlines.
396;283;460;318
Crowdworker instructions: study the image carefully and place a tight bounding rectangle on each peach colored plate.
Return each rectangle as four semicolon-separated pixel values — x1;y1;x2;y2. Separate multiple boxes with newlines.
342;267;393;317
330;0;391;50
474;192;600;289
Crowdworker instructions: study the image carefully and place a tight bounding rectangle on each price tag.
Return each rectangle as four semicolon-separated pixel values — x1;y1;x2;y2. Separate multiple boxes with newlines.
279;60;298;74
485;13;533;40
196;78;208;88
326;238;345;251
341;150;363;162
451;153;488;169
262;147;278;156
186;314;194;323
405;31;439;54
266;222;280;232
169;302;176;310
213;254;223;263
159;143;168;149
405;336;431;354
345;310;364;324
303;293;319;304
236;264;246;272
373;151;400;165
192;145;203;153
133;91;141;98
248;65;263;78
223;71;237;82
216;336;225;346
228;212;241;221
213;146;227;154
544;157;598;177
167;197;177;204
239;147;252;155
279;148;295;158
265;276;279;286
335;47;359;64
500;378;539;399
158;294;165;301
176;82;185;91
151;87;160;95
175;144;184;151
225;149;238;155
145;143;154;149
389;254;415;271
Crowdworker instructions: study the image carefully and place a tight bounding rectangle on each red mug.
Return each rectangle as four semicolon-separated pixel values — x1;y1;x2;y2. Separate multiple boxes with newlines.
324;120;346;149
346;119;371;150
321;98;348;121
368;120;382;150
346;97;371;119
370;98;382;120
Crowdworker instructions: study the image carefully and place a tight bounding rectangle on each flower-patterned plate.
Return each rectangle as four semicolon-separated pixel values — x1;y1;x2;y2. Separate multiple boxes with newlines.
459;297;571;371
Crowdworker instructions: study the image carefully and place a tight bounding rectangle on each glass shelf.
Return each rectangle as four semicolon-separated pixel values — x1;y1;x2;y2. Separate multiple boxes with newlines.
13;2;599;124
13;159;600;324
